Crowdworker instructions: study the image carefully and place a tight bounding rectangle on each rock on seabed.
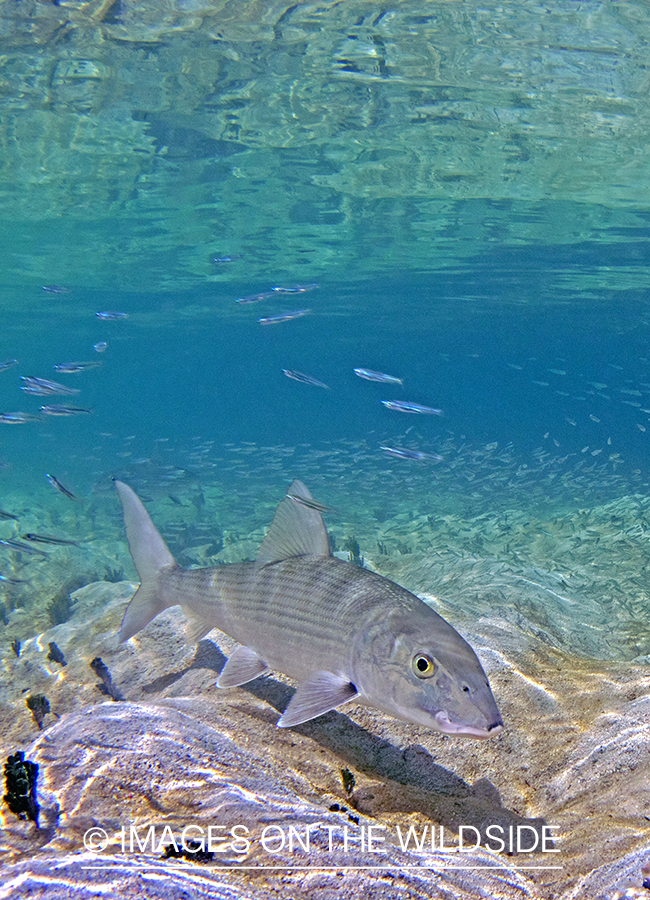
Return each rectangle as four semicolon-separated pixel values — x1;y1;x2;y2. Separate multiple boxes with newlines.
0;580;649;899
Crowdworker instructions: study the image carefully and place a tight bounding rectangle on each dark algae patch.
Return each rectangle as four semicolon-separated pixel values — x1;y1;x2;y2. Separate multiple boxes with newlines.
3;751;39;826
342;536;364;567
90;656;124;701
47;642;66;666
46;587;73;626
103;566;124;583
162;840;214;863
340;767;356;799
47;575;97;625
26;694;50;729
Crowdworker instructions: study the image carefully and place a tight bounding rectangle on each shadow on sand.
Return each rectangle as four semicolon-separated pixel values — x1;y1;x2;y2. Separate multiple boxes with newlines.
142;638;549;853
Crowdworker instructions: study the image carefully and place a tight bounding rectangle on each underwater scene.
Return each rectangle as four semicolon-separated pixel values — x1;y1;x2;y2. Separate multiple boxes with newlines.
2;1;650;898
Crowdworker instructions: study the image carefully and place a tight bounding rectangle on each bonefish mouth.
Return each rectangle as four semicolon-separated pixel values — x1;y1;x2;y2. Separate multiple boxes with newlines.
434;710;504;739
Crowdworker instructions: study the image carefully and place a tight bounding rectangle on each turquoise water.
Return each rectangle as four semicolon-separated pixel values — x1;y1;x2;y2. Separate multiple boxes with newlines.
2;0;650;649
3;3;650;895
3;273;650;513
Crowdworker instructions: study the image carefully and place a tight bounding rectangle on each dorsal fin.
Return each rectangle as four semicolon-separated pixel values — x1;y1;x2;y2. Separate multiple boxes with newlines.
257;479;330;564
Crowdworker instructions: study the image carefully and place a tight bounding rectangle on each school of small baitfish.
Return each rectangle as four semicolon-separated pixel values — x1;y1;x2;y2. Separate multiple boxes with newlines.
3;280;650;655
3;282;650;472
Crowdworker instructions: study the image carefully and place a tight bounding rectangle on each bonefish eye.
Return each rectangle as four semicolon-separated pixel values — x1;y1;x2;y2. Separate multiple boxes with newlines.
412;653;436;679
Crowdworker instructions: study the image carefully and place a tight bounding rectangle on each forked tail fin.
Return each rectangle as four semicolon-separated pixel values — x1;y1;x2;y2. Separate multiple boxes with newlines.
114;479;178;641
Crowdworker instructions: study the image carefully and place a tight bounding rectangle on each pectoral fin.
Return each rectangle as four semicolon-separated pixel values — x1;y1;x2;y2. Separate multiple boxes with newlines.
217;646;270;688
276;672;358;728
186;614;214;644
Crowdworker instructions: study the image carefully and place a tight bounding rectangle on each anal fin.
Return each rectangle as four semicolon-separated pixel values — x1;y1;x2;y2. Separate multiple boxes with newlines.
217;646;270;688
277;671;358;728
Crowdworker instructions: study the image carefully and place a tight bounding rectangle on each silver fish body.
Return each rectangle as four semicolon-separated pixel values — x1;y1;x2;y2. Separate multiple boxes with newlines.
354;368;403;385
258;309;310;325
0;538;48;557
0;573;27;585
285;492;332;513
20;376;80;396
271;283;319;294
236;291;275;304
381;400;442;415
40;405;92;416
22;533;80;546
95;311;128;320
115;479;502;738
0;412;39;424
53;362;102;373
380;446;444;462
281;369;329;389
45;473;78;500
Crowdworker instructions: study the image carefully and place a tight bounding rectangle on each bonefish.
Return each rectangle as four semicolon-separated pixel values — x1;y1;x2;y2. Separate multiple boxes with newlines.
115;479;502;737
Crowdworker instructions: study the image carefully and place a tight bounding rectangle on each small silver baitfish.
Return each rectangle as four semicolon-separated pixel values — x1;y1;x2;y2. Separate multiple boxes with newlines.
354;368;403;385
0;573;27;585
0;412;39;424
45;473;78;501
95;311;128;320
53;362;102;373
0;538;48;557
20;376;80;397
259;309;311;325
285;492;333;513
115;479;502;737
282;369;330;389
236;291;275;305
271;283;319;294
381;400;443;415
40;405;92;416
380;446;443;462
22;533;80;547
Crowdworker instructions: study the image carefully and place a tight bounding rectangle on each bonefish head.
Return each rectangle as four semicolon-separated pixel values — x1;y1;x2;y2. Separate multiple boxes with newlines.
353;603;503;739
